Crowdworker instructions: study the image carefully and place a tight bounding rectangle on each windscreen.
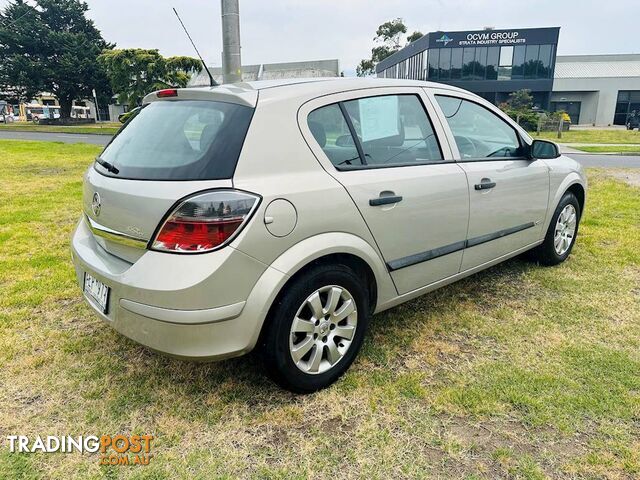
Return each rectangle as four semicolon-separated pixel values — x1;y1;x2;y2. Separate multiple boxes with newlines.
98;100;254;180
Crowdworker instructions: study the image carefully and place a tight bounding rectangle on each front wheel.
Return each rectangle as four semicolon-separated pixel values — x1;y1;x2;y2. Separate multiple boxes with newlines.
529;191;581;266
260;264;370;393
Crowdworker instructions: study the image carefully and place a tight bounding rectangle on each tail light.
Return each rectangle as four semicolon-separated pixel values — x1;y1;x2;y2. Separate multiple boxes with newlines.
156;89;178;98
151;190;260;253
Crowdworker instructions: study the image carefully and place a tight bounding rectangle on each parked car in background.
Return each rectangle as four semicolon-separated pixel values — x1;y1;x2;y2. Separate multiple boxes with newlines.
72;105;91;119
72;78;587;392
0;101;14;123
28;105;60;122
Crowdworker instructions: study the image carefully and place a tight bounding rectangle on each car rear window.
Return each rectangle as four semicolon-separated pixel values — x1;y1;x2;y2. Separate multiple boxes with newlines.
97;100;254;180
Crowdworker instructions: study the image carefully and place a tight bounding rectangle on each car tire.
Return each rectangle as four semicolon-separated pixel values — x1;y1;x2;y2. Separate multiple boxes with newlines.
261;263;370;393
529;191;581;266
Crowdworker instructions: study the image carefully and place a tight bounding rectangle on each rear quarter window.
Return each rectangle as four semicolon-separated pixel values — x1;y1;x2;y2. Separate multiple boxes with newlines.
98;100;254;181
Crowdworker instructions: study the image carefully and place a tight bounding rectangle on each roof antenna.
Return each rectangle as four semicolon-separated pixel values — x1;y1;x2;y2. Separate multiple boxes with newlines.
173;7;218;87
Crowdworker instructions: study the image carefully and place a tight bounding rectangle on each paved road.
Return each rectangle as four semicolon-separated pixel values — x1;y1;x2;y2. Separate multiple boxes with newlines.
1;130;639;168
0;130;111;146
564;153;640;168
561;142;640;147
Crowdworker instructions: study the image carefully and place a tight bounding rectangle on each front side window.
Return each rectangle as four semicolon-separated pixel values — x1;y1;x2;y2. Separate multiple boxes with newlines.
308;95;443;169
435;95;523;160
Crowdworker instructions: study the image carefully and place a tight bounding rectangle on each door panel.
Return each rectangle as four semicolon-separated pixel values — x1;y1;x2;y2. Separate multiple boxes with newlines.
299;87;470;295
428;89;550;271
458;159;549;271
337;164;469;294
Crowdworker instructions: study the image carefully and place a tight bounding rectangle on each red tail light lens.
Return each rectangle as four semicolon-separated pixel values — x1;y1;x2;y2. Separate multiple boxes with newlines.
152;190;260;253
156;89;178;98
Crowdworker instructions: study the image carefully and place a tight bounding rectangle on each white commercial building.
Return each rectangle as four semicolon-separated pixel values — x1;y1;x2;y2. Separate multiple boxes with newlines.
551;54;640;126
189;59;341;87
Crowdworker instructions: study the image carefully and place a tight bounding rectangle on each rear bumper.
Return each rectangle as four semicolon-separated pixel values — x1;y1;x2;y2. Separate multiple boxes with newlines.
71;217;284;360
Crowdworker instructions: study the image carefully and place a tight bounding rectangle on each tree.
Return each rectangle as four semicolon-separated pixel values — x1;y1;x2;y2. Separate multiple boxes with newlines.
499;89;537;128
99;49;202;107
0;0;112;119
505;89;534;111
375;18;407;49
406;31;424;44
357;19;422;77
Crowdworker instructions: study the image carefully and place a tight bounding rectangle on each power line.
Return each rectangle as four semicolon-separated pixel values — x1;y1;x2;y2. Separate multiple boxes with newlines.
3;1;35;27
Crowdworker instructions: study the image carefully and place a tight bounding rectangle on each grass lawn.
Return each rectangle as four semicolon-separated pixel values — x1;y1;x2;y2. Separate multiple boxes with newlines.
0;122;120;135
531;129;640;144
0;139;638;479
575;145;640;155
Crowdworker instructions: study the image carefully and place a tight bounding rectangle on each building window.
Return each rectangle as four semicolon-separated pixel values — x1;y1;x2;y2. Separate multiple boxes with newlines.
614;90;640;126
524;44;540;79
498;46;513;80
462;47;475;80
439;48;451;80
409;53;423;80
416;52;424;80
422;50;429;80
428;48;440;79
395;41;555;83
538;44;553;78
511;45;526;79
474;47;488;80
486;47;499;80
450;48;463;79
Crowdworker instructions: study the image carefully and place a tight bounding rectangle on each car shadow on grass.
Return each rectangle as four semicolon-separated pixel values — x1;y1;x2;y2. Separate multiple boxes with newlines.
90;255;540;419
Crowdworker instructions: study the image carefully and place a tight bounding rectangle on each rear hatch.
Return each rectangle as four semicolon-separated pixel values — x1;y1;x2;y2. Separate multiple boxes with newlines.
83;88;257;263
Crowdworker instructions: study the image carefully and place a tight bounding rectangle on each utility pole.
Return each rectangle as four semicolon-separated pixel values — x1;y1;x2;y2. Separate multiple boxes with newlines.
221;0;242;84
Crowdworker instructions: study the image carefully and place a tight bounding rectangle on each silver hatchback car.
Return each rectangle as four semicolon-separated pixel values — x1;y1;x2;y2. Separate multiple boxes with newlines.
72;78;586;392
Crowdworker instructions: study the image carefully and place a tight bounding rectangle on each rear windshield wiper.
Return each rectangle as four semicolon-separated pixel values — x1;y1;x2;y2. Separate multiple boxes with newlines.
95;156;119;174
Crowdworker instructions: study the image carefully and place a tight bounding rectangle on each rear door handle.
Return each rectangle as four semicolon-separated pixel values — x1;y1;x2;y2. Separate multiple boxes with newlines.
474;178;496;190
369;195;403;206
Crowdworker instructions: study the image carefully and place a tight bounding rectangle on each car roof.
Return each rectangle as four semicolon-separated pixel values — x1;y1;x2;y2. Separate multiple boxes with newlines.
211;77;467;93
143;77;471;108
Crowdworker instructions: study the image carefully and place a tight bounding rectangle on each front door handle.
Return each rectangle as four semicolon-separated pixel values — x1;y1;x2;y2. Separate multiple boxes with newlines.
474;178;496;190
369;194;403;206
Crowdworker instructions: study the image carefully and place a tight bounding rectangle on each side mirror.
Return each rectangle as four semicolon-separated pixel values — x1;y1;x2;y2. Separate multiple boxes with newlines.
335;134;355;147
530;139;560;159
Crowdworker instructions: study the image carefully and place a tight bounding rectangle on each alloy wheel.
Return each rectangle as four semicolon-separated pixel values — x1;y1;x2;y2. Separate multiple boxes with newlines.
289;285;358;374
554;204;577;256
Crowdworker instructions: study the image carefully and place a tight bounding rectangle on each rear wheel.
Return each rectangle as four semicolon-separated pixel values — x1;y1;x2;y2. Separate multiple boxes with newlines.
529;191;581;266
261;264;369;393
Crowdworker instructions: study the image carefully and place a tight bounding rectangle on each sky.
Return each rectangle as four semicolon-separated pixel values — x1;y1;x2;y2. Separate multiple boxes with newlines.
8;0;640;75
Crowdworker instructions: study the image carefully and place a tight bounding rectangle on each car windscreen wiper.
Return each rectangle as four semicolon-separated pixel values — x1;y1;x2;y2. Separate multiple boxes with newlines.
95;156;119;174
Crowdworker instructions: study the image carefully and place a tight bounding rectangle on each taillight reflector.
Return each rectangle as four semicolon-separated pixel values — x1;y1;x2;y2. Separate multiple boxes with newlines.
151;190;260;253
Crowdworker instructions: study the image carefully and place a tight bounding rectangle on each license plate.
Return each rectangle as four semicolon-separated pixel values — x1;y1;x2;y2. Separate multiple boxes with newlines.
83;272;110;314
